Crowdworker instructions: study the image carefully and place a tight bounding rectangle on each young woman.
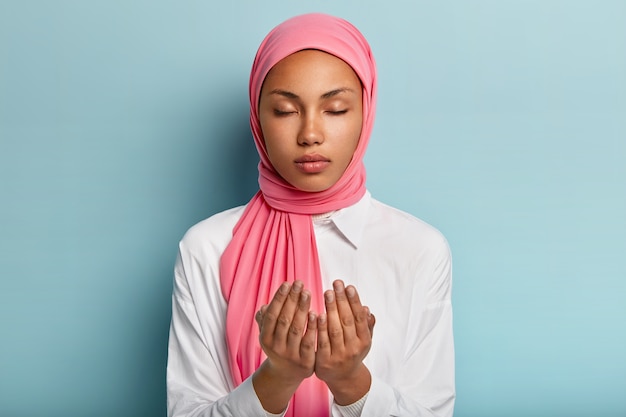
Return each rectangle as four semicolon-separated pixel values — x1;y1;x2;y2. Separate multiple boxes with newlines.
167;13;455;417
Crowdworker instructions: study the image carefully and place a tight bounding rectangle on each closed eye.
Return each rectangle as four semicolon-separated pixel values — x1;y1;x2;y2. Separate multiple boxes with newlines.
326;109;348;115
273;109;297;116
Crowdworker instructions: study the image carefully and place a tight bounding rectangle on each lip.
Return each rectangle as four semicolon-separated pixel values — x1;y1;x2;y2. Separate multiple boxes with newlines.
294;153;330;174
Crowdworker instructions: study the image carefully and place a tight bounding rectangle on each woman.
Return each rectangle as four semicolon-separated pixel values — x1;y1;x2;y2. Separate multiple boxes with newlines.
167;13;455;417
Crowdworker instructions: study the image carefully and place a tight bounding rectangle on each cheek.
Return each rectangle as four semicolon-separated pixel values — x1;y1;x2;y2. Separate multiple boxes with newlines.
264;136;284;164
261;116;297;142
261;120;286;154
263;130;292;171
344;116;363;154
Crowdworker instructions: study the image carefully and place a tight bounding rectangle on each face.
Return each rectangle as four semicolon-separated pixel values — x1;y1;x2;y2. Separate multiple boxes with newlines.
259;49;363;192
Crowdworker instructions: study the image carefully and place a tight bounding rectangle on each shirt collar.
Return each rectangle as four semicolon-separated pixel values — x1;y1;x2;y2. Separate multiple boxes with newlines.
313;190;370;249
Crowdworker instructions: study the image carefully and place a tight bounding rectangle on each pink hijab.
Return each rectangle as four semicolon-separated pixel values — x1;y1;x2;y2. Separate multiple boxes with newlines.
220;13;376;416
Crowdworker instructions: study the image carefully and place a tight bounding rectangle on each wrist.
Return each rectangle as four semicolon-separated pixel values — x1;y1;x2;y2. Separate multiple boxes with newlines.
325;364;371;406
252;360;305;414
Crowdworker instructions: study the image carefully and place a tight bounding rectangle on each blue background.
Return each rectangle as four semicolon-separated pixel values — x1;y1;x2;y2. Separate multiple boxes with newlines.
1;1;624;416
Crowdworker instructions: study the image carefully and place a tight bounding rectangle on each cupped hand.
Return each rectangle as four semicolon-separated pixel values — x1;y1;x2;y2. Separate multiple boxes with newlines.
254;280;318;383
315;280;376;405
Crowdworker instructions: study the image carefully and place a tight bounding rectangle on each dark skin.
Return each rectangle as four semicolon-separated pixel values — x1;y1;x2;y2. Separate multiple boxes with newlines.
253;279;375;413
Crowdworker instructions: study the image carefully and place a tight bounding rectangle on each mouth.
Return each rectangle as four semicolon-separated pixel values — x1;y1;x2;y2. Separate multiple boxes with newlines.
294;154;331;174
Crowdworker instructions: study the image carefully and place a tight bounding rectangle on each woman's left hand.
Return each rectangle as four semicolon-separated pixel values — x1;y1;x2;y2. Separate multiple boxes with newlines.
315;279;376;405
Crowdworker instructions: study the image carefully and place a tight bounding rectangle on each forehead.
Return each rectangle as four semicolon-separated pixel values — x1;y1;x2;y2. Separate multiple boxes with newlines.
262;49;361;93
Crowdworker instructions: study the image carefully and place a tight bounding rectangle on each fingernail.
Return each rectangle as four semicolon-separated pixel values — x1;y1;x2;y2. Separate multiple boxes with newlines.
325;291;334;303
293;280;303;292
300;290;309;302
279;282;289;294
346;286;355;298
333;280;344;292
319;313;327;324
309;312;316;322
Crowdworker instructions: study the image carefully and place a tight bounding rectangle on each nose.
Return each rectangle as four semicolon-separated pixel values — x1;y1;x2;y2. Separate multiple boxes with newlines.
297;113;324;146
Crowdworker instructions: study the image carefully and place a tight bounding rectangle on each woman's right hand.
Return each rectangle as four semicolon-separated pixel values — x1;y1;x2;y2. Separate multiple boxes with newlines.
252;280;317;414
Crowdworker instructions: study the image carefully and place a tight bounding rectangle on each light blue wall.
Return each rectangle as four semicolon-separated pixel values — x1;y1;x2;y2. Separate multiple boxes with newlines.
1;1;624;416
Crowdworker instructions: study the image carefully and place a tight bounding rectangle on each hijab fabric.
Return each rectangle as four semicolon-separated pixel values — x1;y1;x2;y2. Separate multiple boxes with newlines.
220;13;377;416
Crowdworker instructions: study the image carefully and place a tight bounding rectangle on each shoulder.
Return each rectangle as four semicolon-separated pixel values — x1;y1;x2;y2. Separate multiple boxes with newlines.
179;205;246;257
361;197;452;276
365;197;453;301
367;197;450;253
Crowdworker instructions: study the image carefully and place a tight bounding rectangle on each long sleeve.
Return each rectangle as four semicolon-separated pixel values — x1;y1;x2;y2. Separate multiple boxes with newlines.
359;233;454;417
316;197;455;417
359;300;454;417
167;243;270;417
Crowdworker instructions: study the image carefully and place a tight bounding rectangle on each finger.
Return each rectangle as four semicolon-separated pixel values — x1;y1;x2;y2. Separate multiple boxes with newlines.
300;311;317;360
286;289;311;350
335;282;361;343
261;282;290;337
316;313;330;360
369;314;376;336
345;285;370;340
256;304;268;321
363;306;376;337
368;315;376;338
273;280;304;340
255;307;265;330
324;288;344;351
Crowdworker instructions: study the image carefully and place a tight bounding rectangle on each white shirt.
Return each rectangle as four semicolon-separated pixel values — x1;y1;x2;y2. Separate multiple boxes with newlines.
167;191;455;417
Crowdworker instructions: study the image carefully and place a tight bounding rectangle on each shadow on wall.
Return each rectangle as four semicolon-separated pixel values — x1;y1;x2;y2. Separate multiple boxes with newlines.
120;94;259;416
190;96;259;219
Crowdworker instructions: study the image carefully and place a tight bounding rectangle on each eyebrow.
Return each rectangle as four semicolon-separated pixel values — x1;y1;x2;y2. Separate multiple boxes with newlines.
268;88;355;100
321;88;355;99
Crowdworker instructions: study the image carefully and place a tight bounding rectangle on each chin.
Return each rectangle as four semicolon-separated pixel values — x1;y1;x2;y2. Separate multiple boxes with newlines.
283;172;339;193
